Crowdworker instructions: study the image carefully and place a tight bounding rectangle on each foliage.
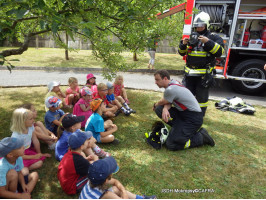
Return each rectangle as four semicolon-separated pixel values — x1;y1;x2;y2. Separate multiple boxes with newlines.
0;0;185;78
0;86;265;198
0;47;185;71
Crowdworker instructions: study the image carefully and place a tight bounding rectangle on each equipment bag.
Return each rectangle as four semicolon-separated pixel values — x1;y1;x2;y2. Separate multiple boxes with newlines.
215;96;255;115
145;121;169;150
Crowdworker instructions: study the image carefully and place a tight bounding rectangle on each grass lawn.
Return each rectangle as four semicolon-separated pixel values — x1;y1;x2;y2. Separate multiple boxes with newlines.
0;47;184;71
0;86;265;199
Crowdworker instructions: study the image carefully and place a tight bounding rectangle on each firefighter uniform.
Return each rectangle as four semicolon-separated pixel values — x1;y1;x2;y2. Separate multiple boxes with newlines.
178;30;224;116
178;11;224;116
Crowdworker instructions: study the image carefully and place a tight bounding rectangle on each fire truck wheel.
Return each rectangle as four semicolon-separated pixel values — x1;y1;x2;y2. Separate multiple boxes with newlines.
231;59;266;95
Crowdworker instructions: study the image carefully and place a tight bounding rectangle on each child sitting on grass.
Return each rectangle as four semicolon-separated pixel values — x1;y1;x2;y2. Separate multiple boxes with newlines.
55;114;110;161
113;75;130;104
94;83;118;118
0;137;39;199
20;103;57;150
45;81;68;111
65;77;80;108
57;131;95;195
73;87;93;128
79;157;156;199
85;99;119;145
11;108;51;172
106;82;136;116
44;96;66;136
86;73;98;96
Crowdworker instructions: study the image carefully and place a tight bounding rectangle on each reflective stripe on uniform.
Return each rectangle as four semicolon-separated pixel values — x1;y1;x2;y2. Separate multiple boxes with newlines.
185;66;206;74
209;43;219;54
178;47;187;53
184;140;191;149
199;102;208;108
188;51;208;57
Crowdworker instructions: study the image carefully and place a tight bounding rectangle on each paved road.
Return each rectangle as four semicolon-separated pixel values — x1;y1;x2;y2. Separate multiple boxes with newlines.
0;69;265;106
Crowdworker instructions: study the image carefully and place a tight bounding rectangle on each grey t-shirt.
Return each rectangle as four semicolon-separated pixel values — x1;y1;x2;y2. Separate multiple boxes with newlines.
164;80;201;112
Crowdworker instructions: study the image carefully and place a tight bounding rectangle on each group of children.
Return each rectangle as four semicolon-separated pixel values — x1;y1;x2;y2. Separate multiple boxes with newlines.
0;73;156;199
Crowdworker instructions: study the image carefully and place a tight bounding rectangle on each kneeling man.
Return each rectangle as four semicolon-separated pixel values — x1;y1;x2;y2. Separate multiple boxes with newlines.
153;69;215;151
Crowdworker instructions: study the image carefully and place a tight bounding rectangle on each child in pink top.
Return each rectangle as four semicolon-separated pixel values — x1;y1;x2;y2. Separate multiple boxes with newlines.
86;73;98;97
65;77;80;108
73;87;93;128
113;75;130;104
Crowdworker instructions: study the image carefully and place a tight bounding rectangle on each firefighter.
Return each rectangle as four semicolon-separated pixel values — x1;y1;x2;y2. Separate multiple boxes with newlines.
178;11;224;116
153;69;215;151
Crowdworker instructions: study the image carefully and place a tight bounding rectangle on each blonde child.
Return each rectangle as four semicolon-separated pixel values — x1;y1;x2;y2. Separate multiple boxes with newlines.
106;82;136;116
20;103;57;150
94;83;118;118
85;99;119;144
10;108;51;172
65;77;80;108
86;73;98;96
57;130;97;195
73;87;93;128
55;114;110;161
45;81;68;111
113;75;130;104
0;137;39;199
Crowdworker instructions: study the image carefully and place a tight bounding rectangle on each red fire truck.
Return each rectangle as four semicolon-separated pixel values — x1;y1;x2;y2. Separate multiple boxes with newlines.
157;0;266;94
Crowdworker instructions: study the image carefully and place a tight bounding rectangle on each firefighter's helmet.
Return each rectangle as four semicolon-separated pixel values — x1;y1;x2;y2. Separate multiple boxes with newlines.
193;12;210;29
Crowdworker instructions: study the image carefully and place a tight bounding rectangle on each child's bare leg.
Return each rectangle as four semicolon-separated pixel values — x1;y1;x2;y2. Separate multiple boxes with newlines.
121;88;128;100
104;111;115;118
112;186;137;199
6;169;18;192
27;171;39;193
28;161;43;171
100;135;115;143
68;94;74;106
116;96;125;104
21;167;29;176
113;99;122;108
34;126;55;145
104;119;113;129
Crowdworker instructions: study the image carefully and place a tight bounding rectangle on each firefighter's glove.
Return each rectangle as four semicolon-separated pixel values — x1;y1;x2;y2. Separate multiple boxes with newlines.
201;73;215;88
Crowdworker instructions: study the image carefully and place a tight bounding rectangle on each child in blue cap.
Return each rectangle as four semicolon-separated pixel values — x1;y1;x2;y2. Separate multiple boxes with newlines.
57;130;96;195
79;157;156;199
0;137;38;199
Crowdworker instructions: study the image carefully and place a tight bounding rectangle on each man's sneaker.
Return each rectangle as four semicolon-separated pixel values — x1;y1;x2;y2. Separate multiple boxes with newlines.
110;138;119;145
48;142;56;150
124;110;131;116
199;128;215;146
143;195;157;199
128;108;136;113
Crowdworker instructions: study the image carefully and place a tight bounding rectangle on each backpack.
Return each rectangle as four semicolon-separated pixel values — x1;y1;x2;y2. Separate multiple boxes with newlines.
145;121;169;150
215;96;255;115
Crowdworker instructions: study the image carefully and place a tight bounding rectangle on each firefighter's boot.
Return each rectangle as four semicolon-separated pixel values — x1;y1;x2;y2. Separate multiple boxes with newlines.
199;127;215;146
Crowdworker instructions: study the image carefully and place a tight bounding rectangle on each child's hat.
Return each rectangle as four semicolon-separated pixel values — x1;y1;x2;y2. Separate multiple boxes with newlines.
47;81;60;92
68;130;93;150
86;73;96;80
0;137;24;157
80;87;92;96
62;114;85;129
106;82;114;90
88;156;118;186
90;99;103;112
45;96;62;108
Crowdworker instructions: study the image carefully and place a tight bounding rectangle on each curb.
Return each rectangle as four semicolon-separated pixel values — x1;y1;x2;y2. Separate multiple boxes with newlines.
0;66;184;75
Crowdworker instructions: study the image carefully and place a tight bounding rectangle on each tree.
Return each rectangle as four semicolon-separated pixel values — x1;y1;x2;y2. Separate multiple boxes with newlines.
0;0;184;78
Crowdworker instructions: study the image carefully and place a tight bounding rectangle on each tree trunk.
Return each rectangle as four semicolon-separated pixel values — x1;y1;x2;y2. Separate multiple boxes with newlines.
133;52;138;61
65;32;69;60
